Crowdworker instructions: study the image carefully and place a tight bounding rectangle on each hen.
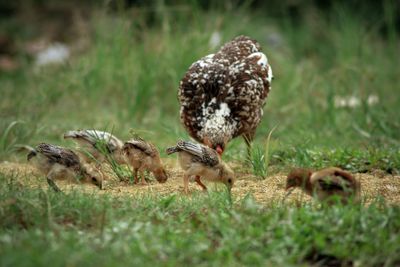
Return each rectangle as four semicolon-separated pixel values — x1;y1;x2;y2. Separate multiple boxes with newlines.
179;35;273;155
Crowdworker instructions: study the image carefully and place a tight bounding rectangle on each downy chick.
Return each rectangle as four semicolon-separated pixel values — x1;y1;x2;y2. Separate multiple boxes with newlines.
122;137;168;184
27;143;103;192
166;140;234;194
285;167;360;204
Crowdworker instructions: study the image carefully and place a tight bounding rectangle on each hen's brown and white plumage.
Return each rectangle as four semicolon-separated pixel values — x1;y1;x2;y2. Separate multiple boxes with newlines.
27;143;103;192
64;130;125;165
179;35;273;154
123;137;168;184
166;140;234;194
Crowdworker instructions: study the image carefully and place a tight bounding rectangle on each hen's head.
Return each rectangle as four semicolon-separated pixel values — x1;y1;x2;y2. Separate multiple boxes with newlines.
203;135;230;155
248;52;274;83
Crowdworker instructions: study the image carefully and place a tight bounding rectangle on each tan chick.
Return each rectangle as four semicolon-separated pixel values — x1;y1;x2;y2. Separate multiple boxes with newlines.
122;137;168;185
285;167;360;204
166;140;235;194
27;143;104;192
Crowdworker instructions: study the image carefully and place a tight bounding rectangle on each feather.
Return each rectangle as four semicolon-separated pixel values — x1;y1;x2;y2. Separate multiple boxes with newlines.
64;130;123;153
36;143;80;168
124;138;157;157
170;140;220;167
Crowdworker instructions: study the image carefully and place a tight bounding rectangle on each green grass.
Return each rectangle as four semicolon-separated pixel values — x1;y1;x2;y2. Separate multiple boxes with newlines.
0;1;400;266
1;174;399;266
1;2;399;167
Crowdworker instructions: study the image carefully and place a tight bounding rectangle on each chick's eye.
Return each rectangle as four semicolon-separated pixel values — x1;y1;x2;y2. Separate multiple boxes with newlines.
228;178;232;184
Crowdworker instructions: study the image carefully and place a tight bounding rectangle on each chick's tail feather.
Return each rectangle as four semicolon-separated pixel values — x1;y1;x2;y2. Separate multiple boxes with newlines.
63;131;78;139
14;144;37;161
166;146;179;155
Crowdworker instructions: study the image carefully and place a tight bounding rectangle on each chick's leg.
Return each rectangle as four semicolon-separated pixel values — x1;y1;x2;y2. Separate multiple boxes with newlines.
194;176;207;191
140;171;147;185
133;168;139;184
46;169;62;193
183;174;190;194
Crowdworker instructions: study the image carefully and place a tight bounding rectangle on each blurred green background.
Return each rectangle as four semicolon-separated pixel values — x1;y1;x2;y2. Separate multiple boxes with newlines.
1;0;399;173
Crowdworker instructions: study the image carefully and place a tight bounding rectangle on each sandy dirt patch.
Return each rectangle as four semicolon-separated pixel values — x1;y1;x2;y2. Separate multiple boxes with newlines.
1;161;399;205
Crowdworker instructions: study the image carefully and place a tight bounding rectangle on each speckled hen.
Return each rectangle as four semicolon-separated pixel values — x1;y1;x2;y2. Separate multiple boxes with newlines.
179;35;273;155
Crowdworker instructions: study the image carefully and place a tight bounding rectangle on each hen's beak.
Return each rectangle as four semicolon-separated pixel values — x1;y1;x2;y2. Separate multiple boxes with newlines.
216;145;223;155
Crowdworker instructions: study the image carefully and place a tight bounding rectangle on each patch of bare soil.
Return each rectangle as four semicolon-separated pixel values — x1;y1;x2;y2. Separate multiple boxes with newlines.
1;161;399;205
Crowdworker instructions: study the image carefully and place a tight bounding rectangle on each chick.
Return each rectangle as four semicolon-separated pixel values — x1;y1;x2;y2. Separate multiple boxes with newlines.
27;143;104;192
122;137;168;185
64;130;126;165
285;167;360;204
166;140;235;194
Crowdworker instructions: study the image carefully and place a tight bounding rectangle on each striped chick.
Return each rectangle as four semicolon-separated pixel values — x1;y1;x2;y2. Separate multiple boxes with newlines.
166;140;234;194
122;137;168;185
285;167;361;204
27;143;103;192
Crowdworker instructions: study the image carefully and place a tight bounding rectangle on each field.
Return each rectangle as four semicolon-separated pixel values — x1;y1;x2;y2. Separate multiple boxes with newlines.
1;1;400;266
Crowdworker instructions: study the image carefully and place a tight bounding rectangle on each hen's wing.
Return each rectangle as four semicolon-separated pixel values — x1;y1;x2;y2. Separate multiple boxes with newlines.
225;53;272;137
36;143;80;167
179;53;230;141
176;140;220;167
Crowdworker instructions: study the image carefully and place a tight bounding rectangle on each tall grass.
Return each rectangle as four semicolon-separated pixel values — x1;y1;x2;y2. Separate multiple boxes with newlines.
0;2;398;168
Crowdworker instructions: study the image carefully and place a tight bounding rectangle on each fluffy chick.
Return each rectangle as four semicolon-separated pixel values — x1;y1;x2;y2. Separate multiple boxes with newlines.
27;143;104;192
64;130;126;165
166;140;234;194
122;137;168;184
286;167;360;204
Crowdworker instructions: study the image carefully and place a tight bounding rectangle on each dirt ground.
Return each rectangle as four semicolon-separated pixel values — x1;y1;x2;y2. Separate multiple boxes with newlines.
1;160;399;205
